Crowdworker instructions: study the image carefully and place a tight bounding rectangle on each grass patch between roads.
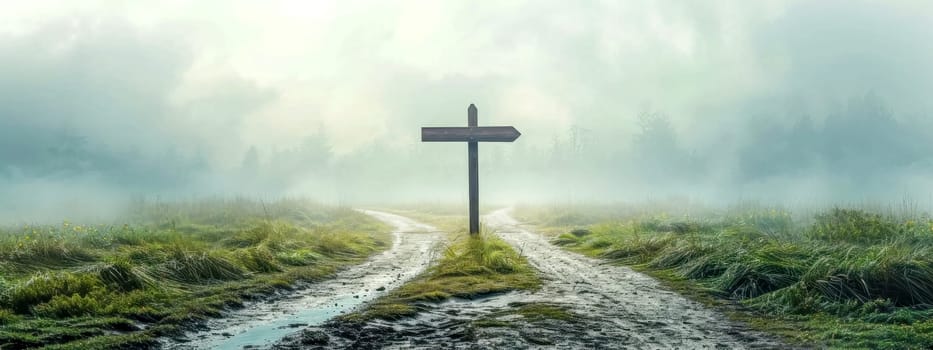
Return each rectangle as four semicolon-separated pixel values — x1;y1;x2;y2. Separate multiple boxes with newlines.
518;205;933;350
344;228;541;322
0;199;390;350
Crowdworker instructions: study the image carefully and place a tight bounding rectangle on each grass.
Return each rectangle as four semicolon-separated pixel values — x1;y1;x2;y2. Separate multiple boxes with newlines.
0;199;390;349
518;204;933;350
343;228;541;322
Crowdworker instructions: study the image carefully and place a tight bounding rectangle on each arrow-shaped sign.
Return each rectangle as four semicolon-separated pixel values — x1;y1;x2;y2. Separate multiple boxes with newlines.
420;104;521;234
421;126;521;142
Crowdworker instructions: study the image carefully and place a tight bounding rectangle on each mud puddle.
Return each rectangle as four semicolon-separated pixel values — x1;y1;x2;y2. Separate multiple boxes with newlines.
164;210;442;350
277;291;587;349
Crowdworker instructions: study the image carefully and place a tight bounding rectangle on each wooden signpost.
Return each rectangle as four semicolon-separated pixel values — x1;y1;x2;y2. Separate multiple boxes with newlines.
422;104;521;235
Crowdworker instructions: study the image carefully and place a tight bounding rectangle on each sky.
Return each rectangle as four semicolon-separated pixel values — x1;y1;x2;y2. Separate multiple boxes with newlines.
2;0;933;221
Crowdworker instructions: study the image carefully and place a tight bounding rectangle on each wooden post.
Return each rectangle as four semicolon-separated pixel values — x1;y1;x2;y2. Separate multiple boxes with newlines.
468;104;479;235
420;104;520;236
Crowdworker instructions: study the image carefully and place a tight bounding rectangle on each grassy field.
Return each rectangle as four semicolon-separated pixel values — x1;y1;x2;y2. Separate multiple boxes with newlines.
516;204;933;349
0;198;390;349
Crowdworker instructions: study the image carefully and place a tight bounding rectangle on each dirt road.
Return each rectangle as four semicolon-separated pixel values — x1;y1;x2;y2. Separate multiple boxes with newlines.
165;210;442;350
485;208;786;349
290;210;787;349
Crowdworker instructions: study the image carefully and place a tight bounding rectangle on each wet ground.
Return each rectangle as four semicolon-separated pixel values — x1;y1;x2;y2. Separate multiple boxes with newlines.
163;210;442;350
278;209;788;349
482;208;786;349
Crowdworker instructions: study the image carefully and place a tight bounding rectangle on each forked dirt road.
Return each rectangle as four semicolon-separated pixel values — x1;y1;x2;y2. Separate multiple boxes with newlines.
165;210;442;350
290;209;788;349
484;208;786;349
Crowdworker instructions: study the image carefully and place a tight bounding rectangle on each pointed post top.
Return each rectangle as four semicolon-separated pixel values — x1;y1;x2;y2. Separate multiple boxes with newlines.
468;104;477;127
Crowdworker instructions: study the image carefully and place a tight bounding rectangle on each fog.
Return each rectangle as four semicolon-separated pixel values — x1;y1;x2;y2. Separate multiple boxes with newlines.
2;1;933;222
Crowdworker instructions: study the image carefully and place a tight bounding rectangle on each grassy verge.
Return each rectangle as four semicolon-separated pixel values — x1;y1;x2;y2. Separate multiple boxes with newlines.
518;205;933;350
0;199;390;349
343;228;540;322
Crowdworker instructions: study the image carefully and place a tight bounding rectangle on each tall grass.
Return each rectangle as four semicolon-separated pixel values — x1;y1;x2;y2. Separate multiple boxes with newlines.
6;272;103;313
0;198;389;349
532;204;933;348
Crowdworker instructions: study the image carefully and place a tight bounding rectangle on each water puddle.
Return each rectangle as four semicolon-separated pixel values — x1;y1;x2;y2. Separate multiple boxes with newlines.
165;210;442;349
204;295;361;349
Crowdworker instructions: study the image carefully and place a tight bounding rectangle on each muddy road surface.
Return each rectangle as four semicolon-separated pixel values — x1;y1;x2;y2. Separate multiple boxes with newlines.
164;210;442;350
484;208;787;349
288;210;787;349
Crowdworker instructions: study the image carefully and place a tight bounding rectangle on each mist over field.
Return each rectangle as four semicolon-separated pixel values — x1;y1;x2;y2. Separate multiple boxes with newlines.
2;0;933;222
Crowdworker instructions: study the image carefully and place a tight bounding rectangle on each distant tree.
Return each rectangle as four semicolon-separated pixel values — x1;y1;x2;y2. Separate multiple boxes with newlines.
297;135;332;168
241;146;261;170
820;93;926;175
738;114;806;180
44;129;92;175
630;111;700;182
737;93;933;187
265;132;334;189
